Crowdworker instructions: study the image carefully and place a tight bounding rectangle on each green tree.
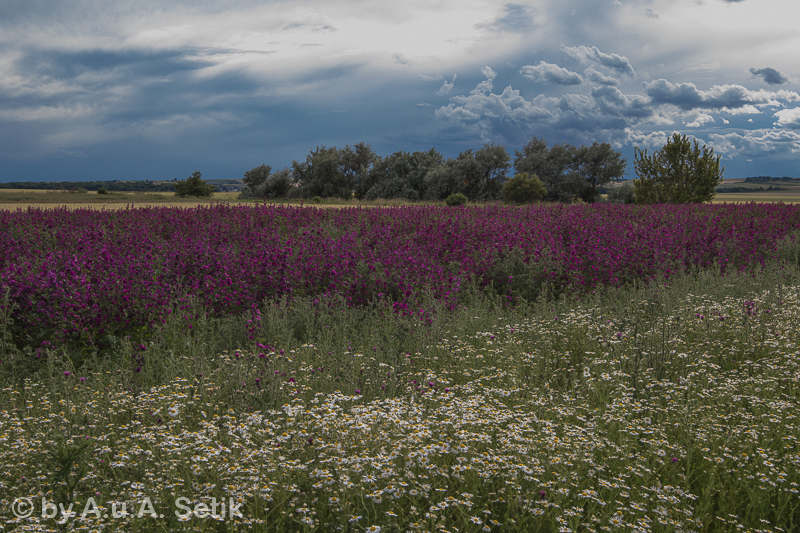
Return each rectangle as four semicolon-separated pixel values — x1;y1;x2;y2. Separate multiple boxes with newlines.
174;171;214;198
240;164;271;198
470;142;511;200
292;146;347;199
514;138;584;203
423;159;461;201
633;133;724;204
292;143;376;199
514;137;627;203
606;182;636;204
424;144;510;202
574;142;627;202
265;168;292;199
360;148;443;201
241;165;292;199
502;173;547;204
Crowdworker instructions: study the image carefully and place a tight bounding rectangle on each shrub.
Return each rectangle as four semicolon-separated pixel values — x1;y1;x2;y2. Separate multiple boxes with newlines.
174;171;215;198
312;196;323;204
606;182;636;204
502;173;547;204
97;187;109;195
633;133;723;204
445;193;468;206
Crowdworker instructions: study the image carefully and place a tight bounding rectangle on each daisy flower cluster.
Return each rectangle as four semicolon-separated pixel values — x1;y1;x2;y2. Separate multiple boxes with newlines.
2;280;798;531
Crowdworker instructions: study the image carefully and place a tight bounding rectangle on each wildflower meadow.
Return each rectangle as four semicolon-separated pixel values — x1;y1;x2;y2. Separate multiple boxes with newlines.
1;203;799;532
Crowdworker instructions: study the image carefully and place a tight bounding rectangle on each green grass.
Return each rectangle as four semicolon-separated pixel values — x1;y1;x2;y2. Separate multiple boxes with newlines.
1;266;800;531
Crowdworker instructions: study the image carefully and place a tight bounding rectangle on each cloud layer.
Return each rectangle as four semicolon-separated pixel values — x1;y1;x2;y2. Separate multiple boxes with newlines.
1;0;799;180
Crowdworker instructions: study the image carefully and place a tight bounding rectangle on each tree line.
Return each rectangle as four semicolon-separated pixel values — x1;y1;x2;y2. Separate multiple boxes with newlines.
240;139;628;204
238;133;723;205
0;180;177;192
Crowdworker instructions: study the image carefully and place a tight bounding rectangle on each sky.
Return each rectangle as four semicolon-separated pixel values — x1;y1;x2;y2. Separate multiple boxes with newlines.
1;0;799;182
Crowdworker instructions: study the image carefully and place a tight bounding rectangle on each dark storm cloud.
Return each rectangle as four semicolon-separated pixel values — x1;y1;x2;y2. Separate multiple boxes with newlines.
3;0;800;182
590;86;652;118
643;79;798;110
520;61;583;85
750;67;788;85
18;47;214;83
435;67;657;147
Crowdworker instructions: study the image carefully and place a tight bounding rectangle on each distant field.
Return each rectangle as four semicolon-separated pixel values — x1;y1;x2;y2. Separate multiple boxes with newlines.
0;190;427;210
0;190;247;210
713;192;800;204
3;181;800;209
713;177;800;203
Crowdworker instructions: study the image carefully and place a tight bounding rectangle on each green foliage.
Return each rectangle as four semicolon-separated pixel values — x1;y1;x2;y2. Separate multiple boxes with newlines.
444;192;468;206
293;143;376;199
423;160;460;201
96;187;109;195
360;148;444;201
3;266;800;531
240;164;271;198
606;181;636;204
425;143;511;201
574;141;627;202
514;137;626;203
240;165;292;199
633;133;724;204
501;172;547;204
173;170;215;198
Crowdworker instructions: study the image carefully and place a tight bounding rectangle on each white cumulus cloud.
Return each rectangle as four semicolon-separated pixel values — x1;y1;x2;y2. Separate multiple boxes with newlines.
774;108;800;129
520;61;583;85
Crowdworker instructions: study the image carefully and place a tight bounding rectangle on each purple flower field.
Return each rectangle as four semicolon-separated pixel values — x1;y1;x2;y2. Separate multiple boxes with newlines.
1;203;799;348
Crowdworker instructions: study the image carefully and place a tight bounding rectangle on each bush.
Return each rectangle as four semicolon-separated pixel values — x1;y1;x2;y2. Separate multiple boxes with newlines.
633;133;723;204
240;166;293;199
445;192;468;206
174;171;215;198
97;187;109;195
606;182;636;204
312;196;323;204
502;173;547;204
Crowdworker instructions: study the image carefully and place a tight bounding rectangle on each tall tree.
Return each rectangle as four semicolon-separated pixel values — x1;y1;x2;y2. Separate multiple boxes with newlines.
292;146;349;199
424;159;461;201
574;142;627;202
339;142;377;196
514;138;583;202
361;149;443;201
293;143;376;199
633;133;723;204
470;142;511;200
241;164;271;198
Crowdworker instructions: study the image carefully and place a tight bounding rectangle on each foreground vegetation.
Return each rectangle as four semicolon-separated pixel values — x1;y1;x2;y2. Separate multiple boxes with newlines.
1;204;799;531
2;264;799;532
